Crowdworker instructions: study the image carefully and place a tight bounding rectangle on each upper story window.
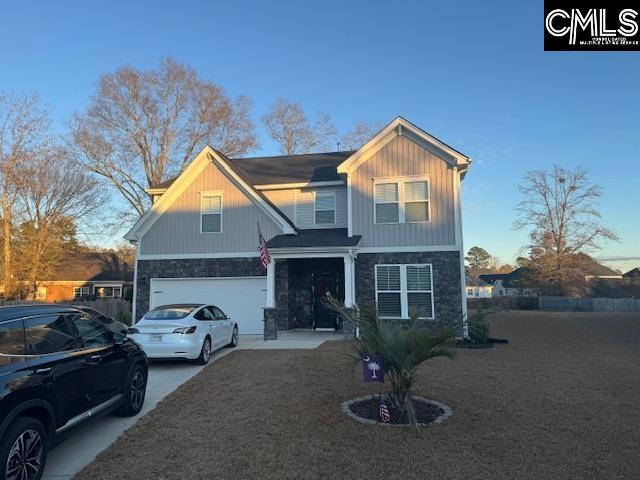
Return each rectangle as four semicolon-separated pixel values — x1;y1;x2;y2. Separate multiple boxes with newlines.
314;192;336;225
201;193;222;233
374;178;429;224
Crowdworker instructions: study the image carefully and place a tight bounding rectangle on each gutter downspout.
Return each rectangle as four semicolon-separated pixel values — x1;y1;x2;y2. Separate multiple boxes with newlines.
455;167;469;338
131;239;139;324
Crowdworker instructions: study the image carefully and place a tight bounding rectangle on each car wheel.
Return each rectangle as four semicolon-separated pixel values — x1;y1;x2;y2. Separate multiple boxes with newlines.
195;337;212;365
115;364;147;417
0;417;47;480
227;326;238;348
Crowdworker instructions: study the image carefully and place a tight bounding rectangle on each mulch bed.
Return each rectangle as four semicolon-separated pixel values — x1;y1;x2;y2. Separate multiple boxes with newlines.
75;311;640;480
347;396;444;425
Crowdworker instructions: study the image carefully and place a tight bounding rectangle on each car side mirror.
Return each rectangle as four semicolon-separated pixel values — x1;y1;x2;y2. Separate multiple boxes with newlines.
113;332;126;345
224;315;230;320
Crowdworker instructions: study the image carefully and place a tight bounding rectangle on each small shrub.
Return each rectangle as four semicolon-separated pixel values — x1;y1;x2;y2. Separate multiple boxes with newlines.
115;309;132;326
467;313;490;344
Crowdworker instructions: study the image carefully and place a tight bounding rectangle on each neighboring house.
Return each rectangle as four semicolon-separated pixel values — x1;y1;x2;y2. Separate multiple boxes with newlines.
465;273;492;298
480;268;537;298
125;117;471;337
582;262;622;281
27;253;133;302
623;268;640;279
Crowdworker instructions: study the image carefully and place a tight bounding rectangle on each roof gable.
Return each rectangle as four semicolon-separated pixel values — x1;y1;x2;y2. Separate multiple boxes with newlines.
125;146;295;241
337;117;470;175
48;253;133;282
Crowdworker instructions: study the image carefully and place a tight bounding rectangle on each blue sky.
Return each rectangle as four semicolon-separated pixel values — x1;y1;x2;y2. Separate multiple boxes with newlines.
1;0;638;271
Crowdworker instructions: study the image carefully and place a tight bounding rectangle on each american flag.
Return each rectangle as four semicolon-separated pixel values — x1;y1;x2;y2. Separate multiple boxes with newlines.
379;401;391;423
257;223;271;269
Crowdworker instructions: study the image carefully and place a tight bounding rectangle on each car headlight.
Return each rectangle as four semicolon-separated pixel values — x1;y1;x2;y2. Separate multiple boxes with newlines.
173;326;197;334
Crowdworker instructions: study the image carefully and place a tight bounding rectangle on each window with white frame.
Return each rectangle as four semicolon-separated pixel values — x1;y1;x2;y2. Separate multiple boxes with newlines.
375;264;434;319
201;193;222;233
374;178;429;224
73;286;89;298
314;192;336;225
94;285;123;298
374;183;399;223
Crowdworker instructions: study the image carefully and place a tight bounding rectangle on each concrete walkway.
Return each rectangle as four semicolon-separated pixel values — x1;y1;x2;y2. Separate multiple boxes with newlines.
253;330;344;349
42;331;340;479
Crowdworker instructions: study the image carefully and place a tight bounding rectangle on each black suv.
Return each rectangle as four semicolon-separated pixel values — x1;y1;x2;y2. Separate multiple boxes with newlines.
0;304;148;480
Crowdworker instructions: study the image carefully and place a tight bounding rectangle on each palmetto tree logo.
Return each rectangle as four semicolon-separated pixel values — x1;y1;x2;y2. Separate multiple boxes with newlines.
367;361;381;379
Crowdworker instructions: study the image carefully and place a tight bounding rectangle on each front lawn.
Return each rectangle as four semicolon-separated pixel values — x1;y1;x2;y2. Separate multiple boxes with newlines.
76;311;640;480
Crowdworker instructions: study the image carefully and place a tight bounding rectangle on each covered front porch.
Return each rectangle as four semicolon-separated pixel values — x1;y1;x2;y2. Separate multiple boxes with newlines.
263;248;358;339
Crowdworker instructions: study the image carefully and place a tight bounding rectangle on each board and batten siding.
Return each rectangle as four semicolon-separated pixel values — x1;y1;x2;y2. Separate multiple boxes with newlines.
140;162;282;255
263;186;347;229
351;135;456;247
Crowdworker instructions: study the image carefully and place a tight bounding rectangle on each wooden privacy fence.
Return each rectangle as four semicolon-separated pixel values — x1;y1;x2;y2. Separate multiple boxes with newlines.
539;296;640;312
0;298;132;319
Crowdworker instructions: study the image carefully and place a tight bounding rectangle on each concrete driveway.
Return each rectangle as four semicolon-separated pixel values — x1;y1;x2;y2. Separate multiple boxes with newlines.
42;335;264;480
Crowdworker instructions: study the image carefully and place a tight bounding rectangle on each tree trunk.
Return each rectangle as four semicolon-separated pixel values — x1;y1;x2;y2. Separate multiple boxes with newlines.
1;191;11;296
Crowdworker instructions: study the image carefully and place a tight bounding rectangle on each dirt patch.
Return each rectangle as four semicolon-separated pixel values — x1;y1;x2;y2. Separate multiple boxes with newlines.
75;311;640;480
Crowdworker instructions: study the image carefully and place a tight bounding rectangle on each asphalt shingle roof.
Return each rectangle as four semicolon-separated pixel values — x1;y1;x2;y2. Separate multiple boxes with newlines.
266;228;361;249
48;253;133;282
153;151;354;190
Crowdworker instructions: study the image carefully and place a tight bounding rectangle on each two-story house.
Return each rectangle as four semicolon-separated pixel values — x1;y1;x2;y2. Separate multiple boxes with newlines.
125;117;471;338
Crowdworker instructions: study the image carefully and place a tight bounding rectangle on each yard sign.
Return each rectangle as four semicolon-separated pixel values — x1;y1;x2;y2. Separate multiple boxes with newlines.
362;354;384;383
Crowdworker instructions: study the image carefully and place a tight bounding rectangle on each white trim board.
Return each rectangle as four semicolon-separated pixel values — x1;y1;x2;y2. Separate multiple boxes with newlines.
138;246;461;260
358;245;460;253
255;180;344;190
138;252;260;260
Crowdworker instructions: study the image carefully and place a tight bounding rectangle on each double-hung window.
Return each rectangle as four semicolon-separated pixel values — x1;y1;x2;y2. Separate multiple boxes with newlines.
201;193;222;233
374;183;400;223
374;178;429;224
375;264;434;319
314;192;336;225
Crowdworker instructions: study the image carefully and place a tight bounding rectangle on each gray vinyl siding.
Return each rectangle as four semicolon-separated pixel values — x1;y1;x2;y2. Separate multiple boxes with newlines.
351;135;456;247
140;162;282;255
263;186;347;229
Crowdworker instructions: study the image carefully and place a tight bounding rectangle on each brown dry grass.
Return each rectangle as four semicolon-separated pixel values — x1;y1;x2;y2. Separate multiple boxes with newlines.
75;311;640;480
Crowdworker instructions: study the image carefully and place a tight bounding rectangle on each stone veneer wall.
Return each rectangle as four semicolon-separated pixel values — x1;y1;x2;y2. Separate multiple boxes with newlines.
274;260;289;331
135;258;265;321
354;251;463;334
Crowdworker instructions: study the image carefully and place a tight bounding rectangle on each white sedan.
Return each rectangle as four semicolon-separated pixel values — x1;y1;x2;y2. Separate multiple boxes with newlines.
128;304;239;364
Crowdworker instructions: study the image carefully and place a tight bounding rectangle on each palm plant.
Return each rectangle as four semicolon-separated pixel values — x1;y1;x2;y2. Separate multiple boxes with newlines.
327;298;454;427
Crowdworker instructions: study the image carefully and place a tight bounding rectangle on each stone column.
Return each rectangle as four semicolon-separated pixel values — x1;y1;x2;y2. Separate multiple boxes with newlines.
341;307;356;340
263;307;277;340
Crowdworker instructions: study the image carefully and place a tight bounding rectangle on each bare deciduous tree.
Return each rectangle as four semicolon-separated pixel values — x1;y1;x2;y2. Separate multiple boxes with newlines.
70;57;258;218
0;92;50;292
339;119;383;150
14;147;104;298
514;165;618;294
262;98;336;154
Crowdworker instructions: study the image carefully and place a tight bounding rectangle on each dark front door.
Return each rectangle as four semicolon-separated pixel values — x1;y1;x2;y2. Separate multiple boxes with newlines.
312;273;339;330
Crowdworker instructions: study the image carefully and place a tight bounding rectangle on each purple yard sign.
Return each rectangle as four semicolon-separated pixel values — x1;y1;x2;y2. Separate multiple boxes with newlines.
362;354;384;383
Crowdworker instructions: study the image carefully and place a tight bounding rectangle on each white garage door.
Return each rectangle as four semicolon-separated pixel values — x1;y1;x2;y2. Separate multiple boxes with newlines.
149;277;267;334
